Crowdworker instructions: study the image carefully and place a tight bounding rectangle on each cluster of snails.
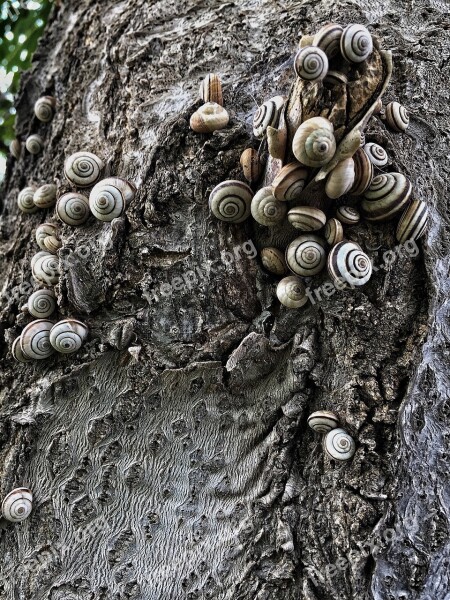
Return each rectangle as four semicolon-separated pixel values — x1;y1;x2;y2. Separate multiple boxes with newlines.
9;96;56;159
308;411;355;461
205;24;429;308
1;487;33;523
190;74;229;133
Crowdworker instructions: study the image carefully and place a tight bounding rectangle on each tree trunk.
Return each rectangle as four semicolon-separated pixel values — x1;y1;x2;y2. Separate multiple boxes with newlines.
0;1;448;599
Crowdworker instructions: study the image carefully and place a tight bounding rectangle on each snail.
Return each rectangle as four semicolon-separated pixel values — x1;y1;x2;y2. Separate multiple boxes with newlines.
251;187;287;226
11;337;32;363
9;139;21;159
209;180;253;223
20;319;55;360
34;96;56;122
292;117;336;167
43;236;62;254
31;250;50;270
324;428;356;461
325;157;355;199
33;184;57;209
324;218;344;246
199;73;223;106
276;276;308;308
287;206;326;231
272;162;309;202
190;102;229;133
89;177;136;222
2;488;33;522
307;410;340;433
35;223;59;251
286;234;326;277
260;248;287;276
253;96;285;139
312;23;343;58
50;319;89;354
336;206;360;225
27;289;57;319
267;124;287;160
17;187;38;214
294;46;328;82
64;151;104;187
340;24;373;63
327;241;372;288
361;172;412;222
363;142;388;167
396;199;429;243
25;134;44;155
323;70;348;87
240;148;262;183
359;132;366;147
384;101;409;132
56;192;90;226
349;147;373;195
32;252;60;285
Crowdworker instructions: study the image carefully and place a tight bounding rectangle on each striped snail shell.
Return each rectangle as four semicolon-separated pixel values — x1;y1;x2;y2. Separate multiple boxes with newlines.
327;241;372;289
44;236;62;254
89;177;136;222
396;200;429;244
307;410;340;433
363;142;388;167
260;248;287;276
32;252;60;285
10;138;21;160
2;488;33;522
292;117;336;168
34;96;56;122
286;234;326;277
325;158;355;199
50;319;89;354
33;184;57;209
324;218;344;246
324;428;355;461
35;223;58;251
340;24;373;64
272;162;309;202
56;192;90;226
276;276;308;309
336;206;360;225
312;23;343;58
25;134;44;155
359;131;366;147
384;101;409;132
349;147;373;196
240;148;262;183
209;180;253;223
28;289;57;319
64;152;104;187
199;73;223;106
323;70;348;87
190;102;229;133
294;46;328;82
251;187;287;226
253;96;285;139
12;337;32;363
287;206;326;231
18;187;38;214
20;319;55;360
31;251;50;270
361;172;412;222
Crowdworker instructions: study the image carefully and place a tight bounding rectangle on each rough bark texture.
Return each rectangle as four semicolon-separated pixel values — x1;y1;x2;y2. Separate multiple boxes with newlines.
0;0;449;599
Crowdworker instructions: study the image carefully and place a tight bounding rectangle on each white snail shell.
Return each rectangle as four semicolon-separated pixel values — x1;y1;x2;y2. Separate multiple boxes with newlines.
34;96;56;122
2;488;33;522
10;139;21;159
313;23;343;58
385;101;409;132
49;319;89;354
35;223;59;251
190;102;229;133
251;187;287;226
286;234;326;277
294;46;328;82
327;241;372;289
27;289;57;319
240;148;262;183
64;152;104;187
12;337;32;363
363;142;388;167
292;117;336;167
323;70;348;87
349;147;374;195
31;250;50;270
253;96;285;139
324;428;356;461
209;180;253;223
43;236;62;254
340;24;373;64
56;192;90;226
361;172;412;222
325;158;355;199
260;248;287;276
89;177;136;222
17;187;38;214
396;200;429;244
307;410;340;433
25;134;44;155
20;319;55;360
199;73;223;106
32;252;60;285
33;184;57;209
287;206;326;231
276;276;308;309
324;218;344;246
336;206;360;225
272;162;309;202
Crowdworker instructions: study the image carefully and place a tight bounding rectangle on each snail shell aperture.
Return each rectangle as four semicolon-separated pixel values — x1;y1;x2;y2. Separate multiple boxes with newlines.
190;102;229;133
2;488;33;522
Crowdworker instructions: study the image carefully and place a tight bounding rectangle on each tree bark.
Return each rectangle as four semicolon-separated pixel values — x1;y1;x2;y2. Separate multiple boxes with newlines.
0;1;448;599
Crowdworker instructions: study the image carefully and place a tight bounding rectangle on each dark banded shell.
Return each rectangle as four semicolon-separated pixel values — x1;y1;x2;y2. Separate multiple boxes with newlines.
340;24;373;63
240;148;262;183
363;142;388;167
327;241;372;289
287;206;326;231
209;180;253;223
324;218;344;246
361;173;412;222
349;148;373;196
286;234;326;277
307;410;340;433
385;101;409;132
294;46;328;82
20;319;55;360
336;206;360;225
396;200;429;243
253;96;284;139
312;23;343;58
272;162;309;201
199;73;223;106
261;248;287;276
276;276;308;309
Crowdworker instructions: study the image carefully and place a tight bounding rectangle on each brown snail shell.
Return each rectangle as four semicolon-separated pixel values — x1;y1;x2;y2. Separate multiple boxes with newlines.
260;248;287;276
199;73;223;106
272;162;309;202
336;206;360;225
349;148;373;196
396;200;429;243
240;148;262;183
324;218;344;246
190;102;229;133
287;206;326;231
36;223;59;251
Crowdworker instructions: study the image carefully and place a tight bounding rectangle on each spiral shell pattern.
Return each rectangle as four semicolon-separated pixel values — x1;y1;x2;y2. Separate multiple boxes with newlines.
340;24;373;63
190;102;229;133
209;180;253;223
18;187;38;214
89;178;135;222
327;241;372;289
294;46;328;82
292;117;336;168
252;96;284;139
64;152;104;187
385;101;409;132
276;276;308;309
286;235;326;277
396;200;429;244
287;206;326;231
325;158;355;199
324;218;344;246
361;172;412;222
363;142;388;167
349;148;373;195
260;248;287;276
2;488;33;522
32;252;60;285
313;23;343;58
26;134;44;155
20;319;55;360
36;223;58;251
240;148;262;183
251;187;287;226
336;206;360;225
33;184;57;209
272;162;309;202
34;96;56;122
199;73;223;106
27;289;57;318
50;319;89;354
324;428;356;461
56;192;90;226
307;410;340;433
12;337;32;363
10;139;21;159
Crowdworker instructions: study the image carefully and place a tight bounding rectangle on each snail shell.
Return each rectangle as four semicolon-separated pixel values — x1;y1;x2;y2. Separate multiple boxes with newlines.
56;192;90;226
336;206;360;225
20;319;55;360
34;96;56;122
253;96;284;139
44;236;62;254
18;187;38;214
325;158;355;199
25;134;44;155
396;200;429;243
385;101;409;132
286;234;326;277
89;177;136;222
349;148;373;195
308;410;340;433
27;289;57;319
36;223;59;251
327;241;372;289
12;337;32;363
31;251;50;270
363;142;388;167
294;46;328;82
251;187;287;226
324;218;344;246
287;206;326;231
209;180;253;223
33;184;57;209
292;117;336;168
324;428;356;461
50;319;89;354
2;488;33;522
267;125;287;160
260;248;287;276
340;24;373;63
240;148;262;183
272;162;309;202
323;70;348;87
9;139;21;159
64;152;104;187
199;73;223;106
359;132;366;147
361;172;412;222
32;252;60;285
190;102;229;133
276;276;308;309
313;23;343;58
